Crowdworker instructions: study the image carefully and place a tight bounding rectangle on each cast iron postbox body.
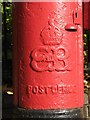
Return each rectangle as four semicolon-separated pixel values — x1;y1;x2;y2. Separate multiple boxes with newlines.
13;1;84;118
84;2;90;30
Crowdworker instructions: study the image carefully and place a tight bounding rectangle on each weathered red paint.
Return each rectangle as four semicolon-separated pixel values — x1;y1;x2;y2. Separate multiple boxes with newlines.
89;2;90;31
13;2;84;110
84;2;90;30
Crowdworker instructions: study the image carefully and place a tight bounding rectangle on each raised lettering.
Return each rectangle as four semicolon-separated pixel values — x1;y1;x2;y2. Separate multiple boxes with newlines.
26;84;76;95
30;46;71;72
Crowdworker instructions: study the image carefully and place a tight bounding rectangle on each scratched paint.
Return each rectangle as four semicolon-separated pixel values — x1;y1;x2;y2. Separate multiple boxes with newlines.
13;2;84;110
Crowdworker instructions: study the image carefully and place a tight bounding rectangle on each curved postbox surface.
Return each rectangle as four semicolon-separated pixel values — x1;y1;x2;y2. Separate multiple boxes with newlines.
84;2;90;30
13;2;84;110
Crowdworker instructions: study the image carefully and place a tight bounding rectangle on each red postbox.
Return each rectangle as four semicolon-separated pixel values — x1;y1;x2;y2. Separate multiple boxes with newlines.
84;2;90;30
13;2;84;118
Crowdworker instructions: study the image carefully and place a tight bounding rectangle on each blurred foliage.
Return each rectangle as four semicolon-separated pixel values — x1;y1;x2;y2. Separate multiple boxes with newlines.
0;3;2;60
84;30;90;92
2;2;12;59
84;33;88;79
2;2;12;86
0;3;3;12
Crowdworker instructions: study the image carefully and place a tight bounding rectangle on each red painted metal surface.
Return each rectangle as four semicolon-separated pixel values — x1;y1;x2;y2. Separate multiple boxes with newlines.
89;2;90;31
13;2;84;110
84;2;90;30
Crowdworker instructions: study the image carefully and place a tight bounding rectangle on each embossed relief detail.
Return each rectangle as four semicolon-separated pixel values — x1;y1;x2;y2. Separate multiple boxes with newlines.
40;26;63;45
30;4;71;72
40;10;64;45
31;46;71;72
26;84;76;95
